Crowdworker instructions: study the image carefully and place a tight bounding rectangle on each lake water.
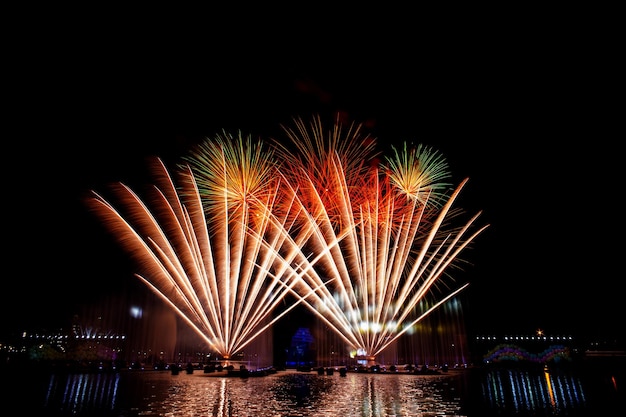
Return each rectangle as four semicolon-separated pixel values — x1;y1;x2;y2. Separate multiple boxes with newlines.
1;362;622;416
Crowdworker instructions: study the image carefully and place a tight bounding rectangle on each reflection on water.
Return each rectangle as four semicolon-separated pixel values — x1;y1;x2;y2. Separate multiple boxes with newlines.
43;372;121;413
468;362;623;416
15;370;465;416
479;368;587;415
5;364;621;416
266;373;463;416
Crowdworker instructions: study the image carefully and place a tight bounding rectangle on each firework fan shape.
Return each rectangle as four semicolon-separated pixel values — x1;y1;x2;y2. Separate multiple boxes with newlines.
264;115;489;360
88;133;307;359
88;115;488;362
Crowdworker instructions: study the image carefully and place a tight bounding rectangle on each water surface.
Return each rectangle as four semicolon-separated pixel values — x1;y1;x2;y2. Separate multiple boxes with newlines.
2;364;622;416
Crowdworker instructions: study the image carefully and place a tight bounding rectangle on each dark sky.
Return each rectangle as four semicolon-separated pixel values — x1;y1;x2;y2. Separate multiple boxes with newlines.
4;22;621;345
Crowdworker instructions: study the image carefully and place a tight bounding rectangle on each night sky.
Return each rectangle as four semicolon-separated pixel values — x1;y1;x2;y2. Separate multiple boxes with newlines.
4;23;621;346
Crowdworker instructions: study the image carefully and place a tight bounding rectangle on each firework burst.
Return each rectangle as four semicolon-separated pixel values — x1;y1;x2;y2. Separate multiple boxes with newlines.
88;134;306;359
265;116;489;360
88;115;488;363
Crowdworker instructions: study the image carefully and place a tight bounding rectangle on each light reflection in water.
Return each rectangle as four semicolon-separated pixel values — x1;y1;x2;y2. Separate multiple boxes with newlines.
39;371;464;416
28;366;618;416
544;369;555;409
44;372;120;414
480;368;587;415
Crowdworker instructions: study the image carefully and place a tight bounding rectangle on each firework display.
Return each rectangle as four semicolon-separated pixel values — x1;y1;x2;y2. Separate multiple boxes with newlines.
88;115;488;362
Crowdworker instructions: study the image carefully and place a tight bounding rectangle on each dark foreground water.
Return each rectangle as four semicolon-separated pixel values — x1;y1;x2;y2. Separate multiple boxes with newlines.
1;361;622;416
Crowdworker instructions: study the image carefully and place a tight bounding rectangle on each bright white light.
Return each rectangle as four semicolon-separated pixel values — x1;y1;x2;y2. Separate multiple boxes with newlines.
130;306;143;318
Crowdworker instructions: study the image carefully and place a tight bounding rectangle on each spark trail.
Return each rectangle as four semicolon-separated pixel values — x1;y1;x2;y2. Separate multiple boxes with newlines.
88;133;307;359
268;116;489;360
88;115;488;363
